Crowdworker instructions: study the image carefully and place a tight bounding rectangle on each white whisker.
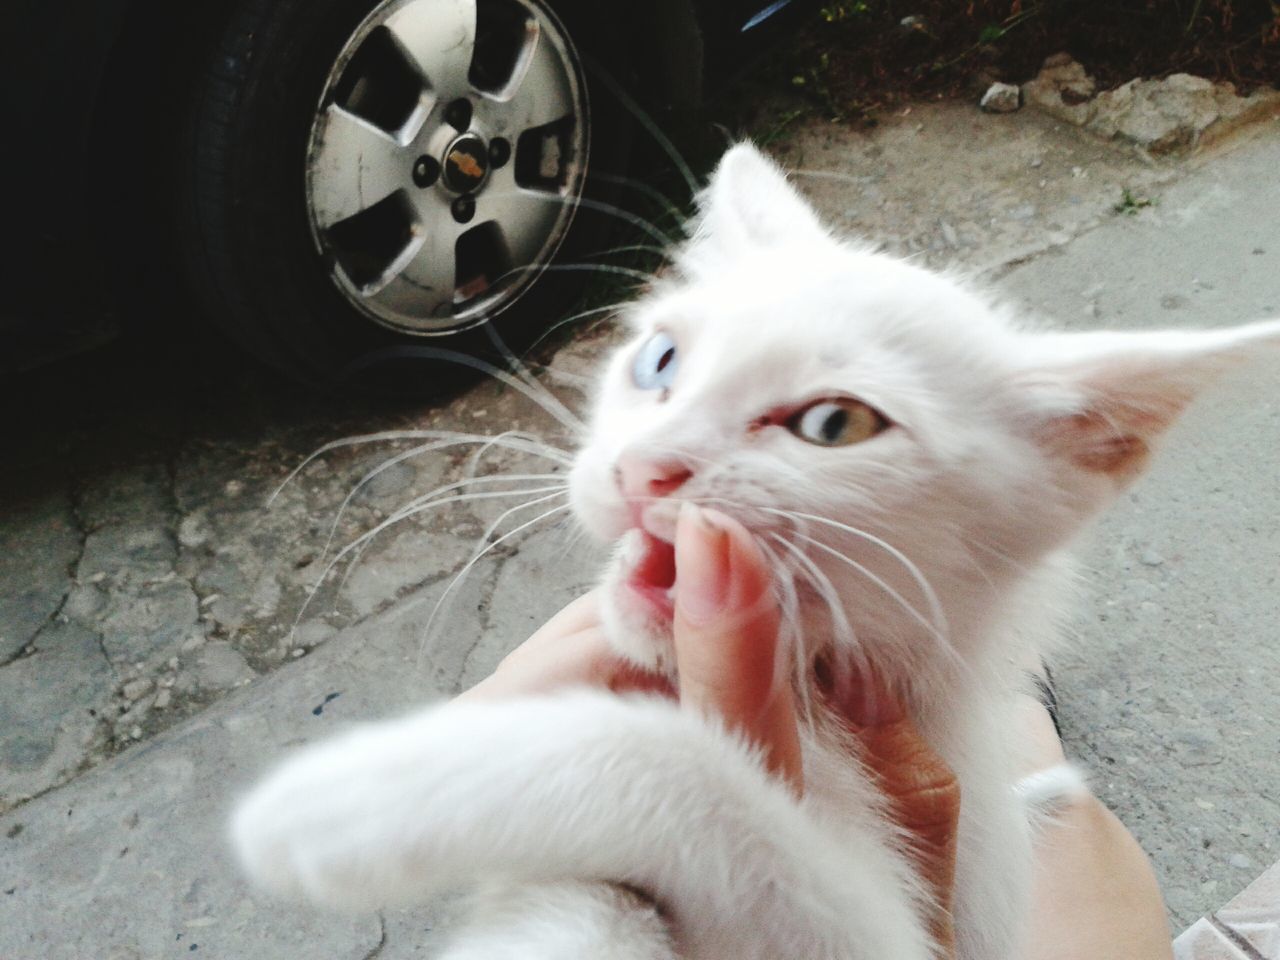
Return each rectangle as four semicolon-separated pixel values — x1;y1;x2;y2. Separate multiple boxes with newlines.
478;189;680;248
763;508;950;643
787;531;958;669
323;434;564;562
769;534;860;655
586;63;701;195
269;430;573;505
288;485;568;640
522;301;630;358
590;171;692;231
480;329;586;434
757;537;808;716
420;500;574;656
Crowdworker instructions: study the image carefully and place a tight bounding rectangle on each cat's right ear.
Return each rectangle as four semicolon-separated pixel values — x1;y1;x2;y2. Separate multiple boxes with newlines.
692;143;826;255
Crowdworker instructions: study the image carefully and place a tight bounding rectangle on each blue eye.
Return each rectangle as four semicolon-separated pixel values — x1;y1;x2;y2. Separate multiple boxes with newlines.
632;331;678;391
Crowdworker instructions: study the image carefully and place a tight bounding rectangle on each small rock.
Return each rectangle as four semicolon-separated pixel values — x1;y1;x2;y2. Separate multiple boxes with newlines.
177;513;212;550
223;480;245;497
1026;63;1280;153
1230;853;1253;870
1029;157;1043;168
898;14;934;36
129;726;143;740
1195;798;1216;811
291;648;306;659
121;678;154;701
980;82;1021;114
191;642;255;690
293;621;337;650
1022;54;1098;126
168;657;180;670
153;689;172;710
180;634;207;653
199;593;221;608
1139;550;1164;567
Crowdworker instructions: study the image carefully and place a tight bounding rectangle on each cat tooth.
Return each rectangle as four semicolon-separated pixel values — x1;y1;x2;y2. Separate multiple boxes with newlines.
641;506;679;545
617;527;645;568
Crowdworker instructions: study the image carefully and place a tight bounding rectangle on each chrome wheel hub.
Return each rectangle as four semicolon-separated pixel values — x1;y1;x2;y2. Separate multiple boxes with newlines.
305;0;589;334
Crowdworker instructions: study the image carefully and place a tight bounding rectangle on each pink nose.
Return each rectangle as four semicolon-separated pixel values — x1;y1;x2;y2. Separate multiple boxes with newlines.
614;456;694;499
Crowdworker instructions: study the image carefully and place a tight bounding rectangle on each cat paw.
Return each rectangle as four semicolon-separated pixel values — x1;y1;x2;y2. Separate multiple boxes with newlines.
230;749;386;909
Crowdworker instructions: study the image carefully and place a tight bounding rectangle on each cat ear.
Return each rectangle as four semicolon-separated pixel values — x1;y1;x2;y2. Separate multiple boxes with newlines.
1018;319;1280;485
694;142;826;251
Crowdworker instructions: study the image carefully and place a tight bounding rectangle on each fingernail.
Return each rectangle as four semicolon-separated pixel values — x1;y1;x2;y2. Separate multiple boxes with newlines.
675;502;731;625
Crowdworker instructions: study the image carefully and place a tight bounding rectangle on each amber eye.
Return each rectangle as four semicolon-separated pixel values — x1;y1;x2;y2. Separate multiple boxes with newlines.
788;398;886;447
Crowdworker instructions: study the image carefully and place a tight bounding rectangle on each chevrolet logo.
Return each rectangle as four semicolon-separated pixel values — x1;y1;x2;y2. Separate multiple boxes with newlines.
448;151;485;180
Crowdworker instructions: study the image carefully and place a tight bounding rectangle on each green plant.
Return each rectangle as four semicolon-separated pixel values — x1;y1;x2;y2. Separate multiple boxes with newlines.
1114;188;1156;215
820;1;869;23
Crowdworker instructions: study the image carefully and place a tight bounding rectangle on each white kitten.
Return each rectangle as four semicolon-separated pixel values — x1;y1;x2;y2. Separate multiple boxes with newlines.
232;144;1279;959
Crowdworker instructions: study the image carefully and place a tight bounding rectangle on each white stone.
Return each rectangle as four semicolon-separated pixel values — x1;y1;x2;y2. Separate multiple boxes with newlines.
121;678;153;702
980;82;1021;114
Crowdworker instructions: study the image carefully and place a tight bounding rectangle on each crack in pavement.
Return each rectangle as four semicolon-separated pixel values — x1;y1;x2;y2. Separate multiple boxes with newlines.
361;913;387;960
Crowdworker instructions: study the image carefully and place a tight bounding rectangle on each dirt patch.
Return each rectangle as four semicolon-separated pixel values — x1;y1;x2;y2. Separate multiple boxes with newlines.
729;1;1279;131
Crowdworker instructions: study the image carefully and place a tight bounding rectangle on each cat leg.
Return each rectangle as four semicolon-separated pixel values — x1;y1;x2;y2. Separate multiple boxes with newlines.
436;881;677;960
233;690;934;960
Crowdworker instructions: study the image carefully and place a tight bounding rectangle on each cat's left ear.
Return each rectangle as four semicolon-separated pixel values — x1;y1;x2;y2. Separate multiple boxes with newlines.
694;143;826;251
1018;319;1280;485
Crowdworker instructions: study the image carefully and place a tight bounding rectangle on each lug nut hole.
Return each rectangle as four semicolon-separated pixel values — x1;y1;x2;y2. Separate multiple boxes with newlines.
488;137;512;169
412;155;440;188
444;98;473;132
451;195;477;224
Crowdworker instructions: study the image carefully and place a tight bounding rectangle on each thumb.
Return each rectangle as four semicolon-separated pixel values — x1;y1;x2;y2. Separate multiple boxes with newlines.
673;503;803;792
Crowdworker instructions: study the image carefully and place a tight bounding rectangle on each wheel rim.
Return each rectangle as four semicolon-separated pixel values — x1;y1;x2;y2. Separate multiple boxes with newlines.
305;0;589;335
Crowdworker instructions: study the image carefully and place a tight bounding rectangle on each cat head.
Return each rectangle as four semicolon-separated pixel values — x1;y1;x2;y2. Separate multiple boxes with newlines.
568;143;1279;678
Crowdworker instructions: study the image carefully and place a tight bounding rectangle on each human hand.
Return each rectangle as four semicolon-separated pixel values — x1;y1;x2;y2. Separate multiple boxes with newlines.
669;504;959;955
463;503;960;955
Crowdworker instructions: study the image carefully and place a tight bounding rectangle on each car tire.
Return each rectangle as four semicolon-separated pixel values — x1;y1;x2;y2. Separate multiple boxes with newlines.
180;0;632;394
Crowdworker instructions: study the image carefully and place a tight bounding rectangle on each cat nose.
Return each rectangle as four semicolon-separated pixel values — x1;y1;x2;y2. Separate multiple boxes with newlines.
614;455;694;500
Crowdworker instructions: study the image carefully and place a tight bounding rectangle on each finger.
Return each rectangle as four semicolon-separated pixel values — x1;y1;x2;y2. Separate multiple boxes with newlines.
522;591;605;648
463;593;672;701
821;660;959;924
461;625;611;700
673;503;804;792
483;591;605;688
822;661;956;831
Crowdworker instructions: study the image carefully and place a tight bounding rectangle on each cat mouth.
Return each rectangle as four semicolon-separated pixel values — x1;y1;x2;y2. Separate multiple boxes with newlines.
622;529;677;619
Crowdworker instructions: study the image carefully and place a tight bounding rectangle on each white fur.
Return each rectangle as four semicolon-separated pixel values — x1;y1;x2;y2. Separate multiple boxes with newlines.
233;144;1280;958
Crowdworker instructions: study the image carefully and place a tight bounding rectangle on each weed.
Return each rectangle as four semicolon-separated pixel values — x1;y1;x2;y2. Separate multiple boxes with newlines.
1114;188;1156;215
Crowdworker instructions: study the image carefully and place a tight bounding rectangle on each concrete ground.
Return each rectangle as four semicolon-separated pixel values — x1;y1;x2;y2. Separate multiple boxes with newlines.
1;99;1277;958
